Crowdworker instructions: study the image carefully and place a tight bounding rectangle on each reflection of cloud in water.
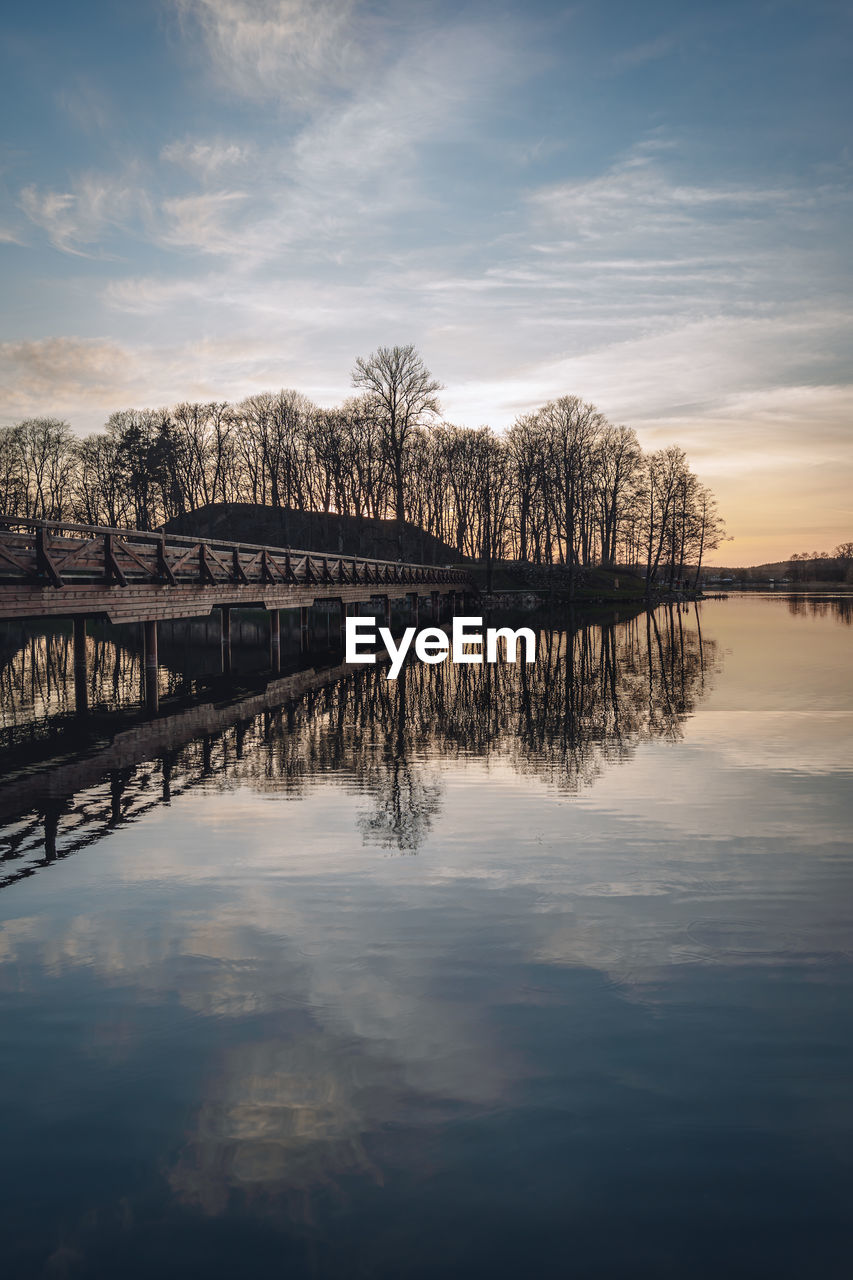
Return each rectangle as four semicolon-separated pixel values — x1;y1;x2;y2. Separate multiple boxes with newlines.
168;1035;388;1217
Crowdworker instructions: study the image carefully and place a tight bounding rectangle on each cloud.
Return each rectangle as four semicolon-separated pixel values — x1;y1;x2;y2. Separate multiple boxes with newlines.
19;174;148;255
0;338;136;418
18;4;520;268
172;0;364;105
0;329;353;426
160;189;251;254
161;138;256;176
526;149;823;250
496;311;853;430
103;274;219;315
54;13;513;273
291;20;510;182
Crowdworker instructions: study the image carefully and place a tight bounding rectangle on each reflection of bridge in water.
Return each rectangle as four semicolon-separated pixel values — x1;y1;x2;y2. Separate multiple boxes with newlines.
0;515;471;714
0;604;717;889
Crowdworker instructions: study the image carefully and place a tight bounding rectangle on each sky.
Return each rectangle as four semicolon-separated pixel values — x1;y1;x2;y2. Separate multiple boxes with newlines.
0;0;850;564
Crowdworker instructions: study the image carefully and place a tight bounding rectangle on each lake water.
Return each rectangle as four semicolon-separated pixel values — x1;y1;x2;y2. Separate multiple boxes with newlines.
1;595;851;1279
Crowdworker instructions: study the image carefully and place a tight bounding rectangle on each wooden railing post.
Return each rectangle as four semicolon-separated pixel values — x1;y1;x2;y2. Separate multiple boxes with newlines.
36;527;63;587
157;538;176;585
104;534;128;586
200;543;217;584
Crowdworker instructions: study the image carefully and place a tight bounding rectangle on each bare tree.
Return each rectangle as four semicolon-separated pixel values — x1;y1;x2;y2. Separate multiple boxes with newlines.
595;424;641;566
352;345;442;554
539;397;605;593
344;396;393;520
0;426;27;516
75;433;130;527
102;410;163;529
8;418;77;521
690;484;725;588
641;446;688;592
506;414;543;563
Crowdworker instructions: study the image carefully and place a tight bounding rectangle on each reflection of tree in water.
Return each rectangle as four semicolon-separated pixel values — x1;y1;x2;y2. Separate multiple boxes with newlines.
226;605;715;841
0;625;147;733
783;594;853;624
0;605;717;878
403;603;715;797
357;667;443;850
0;615;278;749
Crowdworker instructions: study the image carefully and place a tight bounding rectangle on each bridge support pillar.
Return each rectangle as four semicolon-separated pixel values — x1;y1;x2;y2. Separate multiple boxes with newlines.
383;595;392;629
220;606;232;675
431;590;440;621
143;618;159;714
73;616;88;716
269;609;281;672
408;593;419;627
339;600;351;645
300;606;309;654
448;591;456;617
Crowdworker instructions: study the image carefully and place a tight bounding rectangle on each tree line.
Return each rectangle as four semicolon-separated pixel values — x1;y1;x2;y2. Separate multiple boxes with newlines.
787;544;853;583
0;344;724;584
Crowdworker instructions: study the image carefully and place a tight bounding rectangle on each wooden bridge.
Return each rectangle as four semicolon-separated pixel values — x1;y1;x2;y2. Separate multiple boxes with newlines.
0;515;472;712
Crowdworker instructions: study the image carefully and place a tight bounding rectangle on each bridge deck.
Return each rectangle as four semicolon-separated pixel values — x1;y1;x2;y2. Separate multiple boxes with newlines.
0;516;469;623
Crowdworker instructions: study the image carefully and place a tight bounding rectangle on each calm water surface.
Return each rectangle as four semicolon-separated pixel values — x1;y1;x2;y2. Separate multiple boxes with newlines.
0;596;851;1278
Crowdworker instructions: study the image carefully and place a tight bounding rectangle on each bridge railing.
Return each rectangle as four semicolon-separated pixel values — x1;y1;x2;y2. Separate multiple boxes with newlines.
0;515;470;592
